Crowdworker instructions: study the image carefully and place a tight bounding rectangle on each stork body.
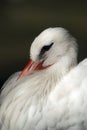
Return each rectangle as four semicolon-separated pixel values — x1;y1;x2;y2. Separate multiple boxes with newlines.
0;27;87;130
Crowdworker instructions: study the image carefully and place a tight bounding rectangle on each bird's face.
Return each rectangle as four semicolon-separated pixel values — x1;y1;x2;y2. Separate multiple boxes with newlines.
18;27;77;79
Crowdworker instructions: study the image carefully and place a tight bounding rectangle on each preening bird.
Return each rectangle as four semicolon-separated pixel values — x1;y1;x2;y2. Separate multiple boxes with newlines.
0;27;87;130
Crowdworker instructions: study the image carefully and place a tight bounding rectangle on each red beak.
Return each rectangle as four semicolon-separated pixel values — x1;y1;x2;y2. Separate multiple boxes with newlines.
18;59;51;79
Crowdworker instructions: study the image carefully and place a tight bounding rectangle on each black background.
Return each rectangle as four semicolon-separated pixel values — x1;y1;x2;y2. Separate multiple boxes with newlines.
0;0;87;87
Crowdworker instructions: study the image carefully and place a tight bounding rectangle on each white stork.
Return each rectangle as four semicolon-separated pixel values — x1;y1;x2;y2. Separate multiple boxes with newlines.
0;27;87;130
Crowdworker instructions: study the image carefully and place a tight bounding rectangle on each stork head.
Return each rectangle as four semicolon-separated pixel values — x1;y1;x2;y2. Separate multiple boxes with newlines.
18;27;78;79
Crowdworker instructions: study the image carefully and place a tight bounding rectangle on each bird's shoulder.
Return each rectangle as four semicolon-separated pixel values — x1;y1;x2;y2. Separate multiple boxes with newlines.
65;58;87;85
49;58;87;102
46;59;87;130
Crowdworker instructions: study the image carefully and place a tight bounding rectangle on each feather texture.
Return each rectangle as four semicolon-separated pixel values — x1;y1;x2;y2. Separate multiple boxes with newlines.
0;27;87;130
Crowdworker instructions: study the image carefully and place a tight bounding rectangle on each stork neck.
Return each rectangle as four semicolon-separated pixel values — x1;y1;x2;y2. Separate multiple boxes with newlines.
45;54;77;85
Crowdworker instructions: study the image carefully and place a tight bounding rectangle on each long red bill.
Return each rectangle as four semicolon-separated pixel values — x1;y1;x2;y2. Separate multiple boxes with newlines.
18;59;51;79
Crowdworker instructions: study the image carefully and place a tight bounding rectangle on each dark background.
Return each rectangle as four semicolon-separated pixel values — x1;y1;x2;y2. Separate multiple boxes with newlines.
0;0;87;87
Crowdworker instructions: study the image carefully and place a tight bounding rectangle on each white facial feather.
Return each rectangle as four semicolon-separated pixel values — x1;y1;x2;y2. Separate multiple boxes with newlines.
30;27;78;67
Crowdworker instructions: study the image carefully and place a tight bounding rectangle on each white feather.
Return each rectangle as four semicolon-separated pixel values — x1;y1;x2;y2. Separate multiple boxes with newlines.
0;27;87;130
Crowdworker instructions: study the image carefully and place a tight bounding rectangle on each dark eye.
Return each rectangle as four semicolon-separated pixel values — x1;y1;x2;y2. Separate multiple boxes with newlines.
39;42;54;59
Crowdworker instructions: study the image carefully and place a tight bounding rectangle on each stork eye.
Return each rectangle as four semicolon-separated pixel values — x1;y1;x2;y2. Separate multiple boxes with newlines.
39;42;54;59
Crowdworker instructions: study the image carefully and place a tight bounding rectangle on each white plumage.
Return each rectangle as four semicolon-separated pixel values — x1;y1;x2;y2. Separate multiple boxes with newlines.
0;27;87;130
